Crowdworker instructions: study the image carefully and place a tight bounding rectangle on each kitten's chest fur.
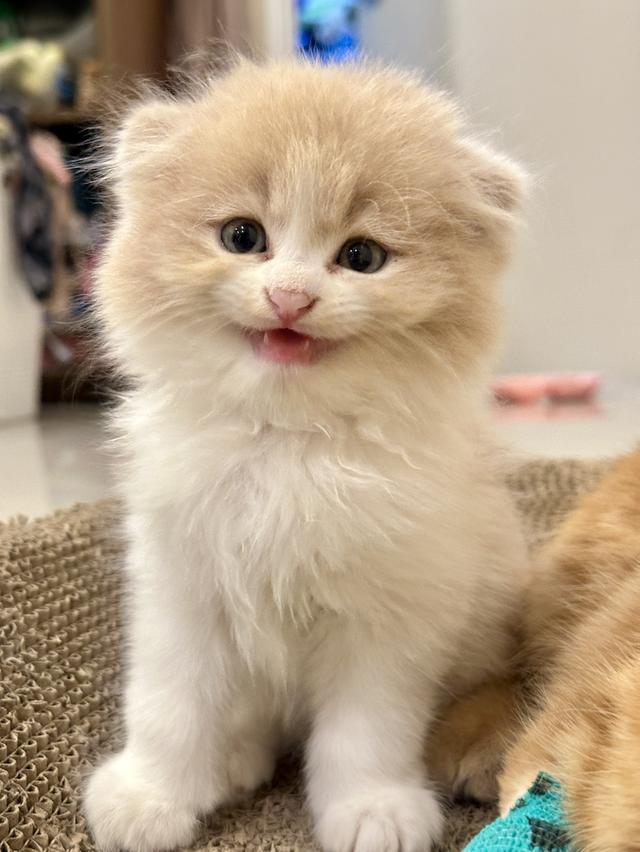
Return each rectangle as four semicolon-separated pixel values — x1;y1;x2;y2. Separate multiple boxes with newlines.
127;405;485;675
146;411;436;553
190;422;428;587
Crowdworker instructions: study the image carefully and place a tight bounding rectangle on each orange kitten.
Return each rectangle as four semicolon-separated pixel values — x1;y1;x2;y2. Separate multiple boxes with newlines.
500;450;640;851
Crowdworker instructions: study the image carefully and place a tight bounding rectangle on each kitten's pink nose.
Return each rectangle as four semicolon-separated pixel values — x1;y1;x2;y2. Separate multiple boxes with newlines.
267;288;315;324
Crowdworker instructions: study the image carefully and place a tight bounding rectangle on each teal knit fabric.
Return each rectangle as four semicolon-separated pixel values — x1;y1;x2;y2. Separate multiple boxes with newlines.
462;773;575;851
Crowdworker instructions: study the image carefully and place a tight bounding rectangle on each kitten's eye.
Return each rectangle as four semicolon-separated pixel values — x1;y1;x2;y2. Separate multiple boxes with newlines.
337;239;387;273
220;219;267;254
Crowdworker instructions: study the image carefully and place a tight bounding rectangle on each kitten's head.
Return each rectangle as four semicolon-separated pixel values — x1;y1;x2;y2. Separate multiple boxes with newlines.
97;59;524;421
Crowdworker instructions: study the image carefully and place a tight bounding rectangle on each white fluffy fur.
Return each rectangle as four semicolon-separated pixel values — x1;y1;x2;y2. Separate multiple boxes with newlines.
84;58;527;852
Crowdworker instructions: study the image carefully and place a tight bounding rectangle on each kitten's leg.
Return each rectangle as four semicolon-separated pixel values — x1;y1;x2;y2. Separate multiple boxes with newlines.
498;713;557;815
500;661;640;851
84;543;277;852
428;677;526;803
562;660;640;852
306;626;443;852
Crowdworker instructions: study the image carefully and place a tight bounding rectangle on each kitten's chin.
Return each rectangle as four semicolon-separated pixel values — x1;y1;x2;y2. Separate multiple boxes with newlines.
247;328;335;365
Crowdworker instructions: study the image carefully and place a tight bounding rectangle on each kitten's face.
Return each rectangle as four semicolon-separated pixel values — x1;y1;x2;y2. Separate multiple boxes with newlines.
99;60;523;410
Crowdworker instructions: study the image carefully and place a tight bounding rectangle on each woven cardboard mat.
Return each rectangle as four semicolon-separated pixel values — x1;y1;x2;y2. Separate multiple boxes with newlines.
0;457;610;851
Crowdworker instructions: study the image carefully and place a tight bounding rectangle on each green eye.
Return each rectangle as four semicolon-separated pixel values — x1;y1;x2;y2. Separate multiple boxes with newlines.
337;239;387;273
221;219;267;254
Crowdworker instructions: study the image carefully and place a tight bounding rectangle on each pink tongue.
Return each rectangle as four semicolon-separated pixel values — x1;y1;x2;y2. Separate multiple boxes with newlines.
252;329;319;364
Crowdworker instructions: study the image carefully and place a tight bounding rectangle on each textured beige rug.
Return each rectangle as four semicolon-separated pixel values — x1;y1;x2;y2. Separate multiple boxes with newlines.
0;457;610;851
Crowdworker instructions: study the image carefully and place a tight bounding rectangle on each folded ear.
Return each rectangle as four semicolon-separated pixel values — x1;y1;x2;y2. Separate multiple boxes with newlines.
462;139;529;214
108;97;185;192
452;139;528;263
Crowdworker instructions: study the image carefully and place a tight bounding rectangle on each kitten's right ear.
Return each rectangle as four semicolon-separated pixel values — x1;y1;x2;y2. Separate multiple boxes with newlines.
109;98;184;189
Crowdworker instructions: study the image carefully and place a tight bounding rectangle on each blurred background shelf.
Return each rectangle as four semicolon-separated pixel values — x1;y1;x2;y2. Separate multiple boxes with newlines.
28;108;97;126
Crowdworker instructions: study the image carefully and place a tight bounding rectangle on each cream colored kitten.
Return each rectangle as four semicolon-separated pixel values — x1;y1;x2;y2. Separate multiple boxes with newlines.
83;57;527;852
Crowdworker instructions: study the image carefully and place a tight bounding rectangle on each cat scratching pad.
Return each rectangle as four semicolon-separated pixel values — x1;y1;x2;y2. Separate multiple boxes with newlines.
0;457;609;851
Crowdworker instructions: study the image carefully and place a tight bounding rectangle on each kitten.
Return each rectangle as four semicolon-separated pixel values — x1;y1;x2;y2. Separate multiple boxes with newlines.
83;57;527;852
498;450;640;851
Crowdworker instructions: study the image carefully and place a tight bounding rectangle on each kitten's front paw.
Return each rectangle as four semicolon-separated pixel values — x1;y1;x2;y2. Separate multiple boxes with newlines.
314;786;443;852
84;752;199;851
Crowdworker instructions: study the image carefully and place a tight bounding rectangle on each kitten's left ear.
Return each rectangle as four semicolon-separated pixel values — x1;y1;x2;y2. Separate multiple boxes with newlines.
455;140;528;263
461;139;529;215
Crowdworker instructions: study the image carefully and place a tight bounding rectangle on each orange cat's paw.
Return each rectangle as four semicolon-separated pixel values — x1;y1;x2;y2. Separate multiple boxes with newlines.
428;678;525;803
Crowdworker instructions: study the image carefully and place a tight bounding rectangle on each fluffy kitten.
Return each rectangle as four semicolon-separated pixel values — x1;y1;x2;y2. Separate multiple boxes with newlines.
498;450;640;851
83;57;527;852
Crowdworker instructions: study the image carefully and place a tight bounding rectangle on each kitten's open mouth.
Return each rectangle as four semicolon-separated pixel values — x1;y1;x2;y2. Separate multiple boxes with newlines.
247;328;332;365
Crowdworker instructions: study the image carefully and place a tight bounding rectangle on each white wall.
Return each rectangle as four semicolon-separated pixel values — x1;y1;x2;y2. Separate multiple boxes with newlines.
449;0;640;379
360;0;450;86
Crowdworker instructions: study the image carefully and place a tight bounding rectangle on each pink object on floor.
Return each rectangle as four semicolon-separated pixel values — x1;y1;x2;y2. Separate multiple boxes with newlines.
492;373;601;405
492;375;551;405
545;373;601;402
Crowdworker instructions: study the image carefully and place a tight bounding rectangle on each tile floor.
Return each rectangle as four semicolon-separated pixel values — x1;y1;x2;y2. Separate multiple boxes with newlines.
0;404;115;521
1;387;639;521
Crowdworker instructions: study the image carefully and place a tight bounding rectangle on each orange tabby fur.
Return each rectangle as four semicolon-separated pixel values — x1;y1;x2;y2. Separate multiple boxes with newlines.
500;450;640;851
431;450;640;850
